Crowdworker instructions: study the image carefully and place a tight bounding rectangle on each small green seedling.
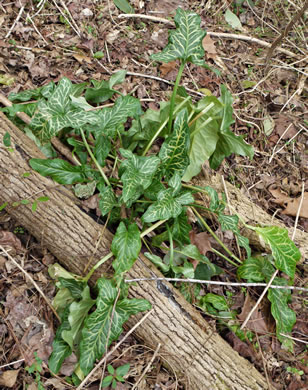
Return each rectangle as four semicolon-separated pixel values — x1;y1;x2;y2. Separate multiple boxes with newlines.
102;363;130;389
25;352;45;390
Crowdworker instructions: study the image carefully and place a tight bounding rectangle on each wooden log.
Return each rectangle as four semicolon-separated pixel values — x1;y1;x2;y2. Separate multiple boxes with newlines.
195;175;307;260
0;111;268;389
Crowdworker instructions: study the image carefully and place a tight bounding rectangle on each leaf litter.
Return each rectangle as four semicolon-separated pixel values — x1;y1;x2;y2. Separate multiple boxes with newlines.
0;0;307;389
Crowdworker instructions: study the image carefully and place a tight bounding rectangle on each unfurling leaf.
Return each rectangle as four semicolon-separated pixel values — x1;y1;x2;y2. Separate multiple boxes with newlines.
159;108;190;179
111;222;141;275
79;279;151;375
151;8;206;66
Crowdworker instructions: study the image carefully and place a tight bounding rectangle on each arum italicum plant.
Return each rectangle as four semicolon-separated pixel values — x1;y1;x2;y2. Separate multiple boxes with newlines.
2;7;301;384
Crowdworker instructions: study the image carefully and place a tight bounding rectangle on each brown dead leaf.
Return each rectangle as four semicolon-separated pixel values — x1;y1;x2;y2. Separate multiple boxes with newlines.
189;231;213;255
238;293;268;334
0;370;20;388
225;332;256;362
269;186;308;218
159;61;178;80
274;114;297;140
269;186;290;205
202;35;217;59
0;231;24;254
282;193;308;218
73;53;92;64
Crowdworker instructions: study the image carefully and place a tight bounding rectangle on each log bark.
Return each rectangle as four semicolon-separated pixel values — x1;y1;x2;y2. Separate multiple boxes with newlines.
194;175;307;260
0;111;268;389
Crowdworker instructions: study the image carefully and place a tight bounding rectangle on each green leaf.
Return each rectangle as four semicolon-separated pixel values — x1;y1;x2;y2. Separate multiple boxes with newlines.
171;211;191;246
235;233;251;258
113;0;134;14
85;71;126;103
195;262;222;280
79;278;151;375
159;109;190;179
255;226;300;278
125;100;170;149
237;256;275;282
120;149;160;204
25;127;57;159
30;78;98;141
48;308;72;374
109;70;127;88
85;79;114;103
3;132;11;147
144;252;170;273
224;8;243;31
58;278;87;300
151;8;206;65
268;278;296;352
37;196;49;202
209;129;254;170
143;179;165;201
9;86;45;102
203;293;229;311
218;214;239;232
62;286;95;349
29;158;86;185
99;186;117;216
111;222;141;275
182;97;223;181
93;96;142;138
142;188;194;223
116;363;130;377
70;96;94;111
102;376;112;388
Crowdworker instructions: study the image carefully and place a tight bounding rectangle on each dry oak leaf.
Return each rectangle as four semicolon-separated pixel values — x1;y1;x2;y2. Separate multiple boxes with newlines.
202;35;217;59
238;293;268;334
0;370;20;388
270;187;308;218
159;61;178;80
282;192;308;219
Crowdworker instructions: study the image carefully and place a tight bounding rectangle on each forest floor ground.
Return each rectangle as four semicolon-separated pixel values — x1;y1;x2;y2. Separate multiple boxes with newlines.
0;0;307;389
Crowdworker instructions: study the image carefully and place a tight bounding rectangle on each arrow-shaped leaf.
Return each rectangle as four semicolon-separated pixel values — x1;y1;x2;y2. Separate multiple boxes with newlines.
142;188;194;223
48;308;72;374
151;8;206;65
120;149;160;204
159;108;190;179
93;96;142;138
111;222;141;275
268;277;296;352
255;226;300;278
79;279;151;376
237;256;275;282
30;77;98;141
99;186;117;216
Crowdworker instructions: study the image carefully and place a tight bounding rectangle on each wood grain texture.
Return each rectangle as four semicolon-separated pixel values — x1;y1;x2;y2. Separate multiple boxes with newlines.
0;111;267;389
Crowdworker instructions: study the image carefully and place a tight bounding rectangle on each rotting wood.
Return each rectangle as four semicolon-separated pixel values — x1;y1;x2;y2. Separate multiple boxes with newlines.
0;111;269;389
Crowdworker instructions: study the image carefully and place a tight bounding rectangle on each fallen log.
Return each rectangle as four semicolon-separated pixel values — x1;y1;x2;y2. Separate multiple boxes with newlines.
0;111;268;389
